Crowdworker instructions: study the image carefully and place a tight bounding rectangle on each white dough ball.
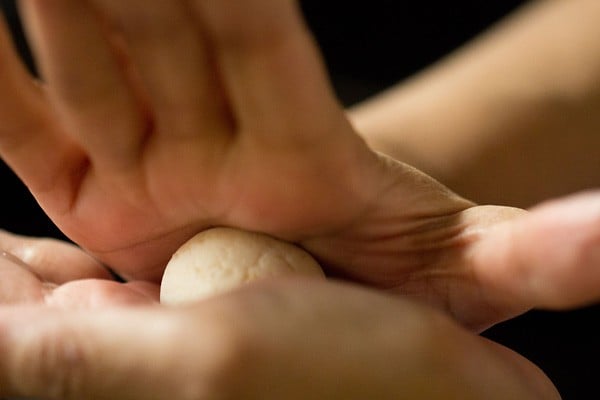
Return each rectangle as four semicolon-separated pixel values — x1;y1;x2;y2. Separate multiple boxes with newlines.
160;227;325;305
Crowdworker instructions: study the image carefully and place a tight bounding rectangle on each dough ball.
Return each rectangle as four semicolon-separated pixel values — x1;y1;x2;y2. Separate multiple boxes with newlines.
160;227;325;305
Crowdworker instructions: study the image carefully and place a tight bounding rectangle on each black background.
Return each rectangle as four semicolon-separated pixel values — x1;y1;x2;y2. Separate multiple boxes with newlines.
1;1;598;398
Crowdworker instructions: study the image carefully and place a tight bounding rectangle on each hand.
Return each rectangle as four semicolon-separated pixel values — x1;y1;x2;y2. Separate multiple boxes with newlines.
0;1;598;331
0;229;158;307
2;0;408;282
0;279;560;400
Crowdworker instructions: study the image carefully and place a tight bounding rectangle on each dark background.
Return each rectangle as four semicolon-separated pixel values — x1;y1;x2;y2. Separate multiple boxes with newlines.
1;1;598;398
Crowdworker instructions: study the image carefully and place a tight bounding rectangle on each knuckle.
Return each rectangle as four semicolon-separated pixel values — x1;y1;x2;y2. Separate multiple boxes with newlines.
14;327;90;400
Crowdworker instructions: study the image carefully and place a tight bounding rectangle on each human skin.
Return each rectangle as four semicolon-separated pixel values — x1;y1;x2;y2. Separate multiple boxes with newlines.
350;0;600;208
0;234;559;400
0;229;158;307
0;0;599;332
0;3;595;397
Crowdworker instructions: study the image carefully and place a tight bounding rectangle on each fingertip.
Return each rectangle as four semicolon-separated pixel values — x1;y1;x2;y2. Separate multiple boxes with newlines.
470;191;600;315
516;191;600;309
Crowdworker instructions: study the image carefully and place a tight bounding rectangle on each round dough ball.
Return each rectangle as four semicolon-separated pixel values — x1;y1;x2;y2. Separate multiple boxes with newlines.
160;227;325;305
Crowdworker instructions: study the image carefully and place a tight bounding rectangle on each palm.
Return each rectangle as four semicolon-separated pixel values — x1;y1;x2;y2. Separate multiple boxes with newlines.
56;118;383;282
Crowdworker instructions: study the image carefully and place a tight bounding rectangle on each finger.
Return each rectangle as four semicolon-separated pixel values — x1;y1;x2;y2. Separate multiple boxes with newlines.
0;251;45;304
0;253;156;308
87;0;231;142
194;0;350;145
19;0;147;171
0;306;226;399
0;229;112;284
45;279;159;307
470;190;600;311
0;13;84;194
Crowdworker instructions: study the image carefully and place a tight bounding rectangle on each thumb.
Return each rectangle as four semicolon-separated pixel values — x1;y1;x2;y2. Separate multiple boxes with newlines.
470;190;600;314
0;306;231;400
